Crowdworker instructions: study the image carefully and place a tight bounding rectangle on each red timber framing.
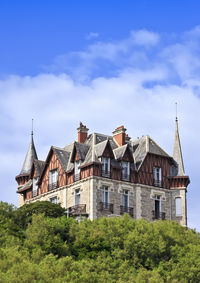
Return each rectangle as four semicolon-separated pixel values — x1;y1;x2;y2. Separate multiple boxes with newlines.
38;148;66;195
137;153;174;189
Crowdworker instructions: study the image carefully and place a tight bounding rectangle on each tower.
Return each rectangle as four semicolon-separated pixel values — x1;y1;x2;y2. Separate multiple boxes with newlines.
15;124;38;189
172;115;190;226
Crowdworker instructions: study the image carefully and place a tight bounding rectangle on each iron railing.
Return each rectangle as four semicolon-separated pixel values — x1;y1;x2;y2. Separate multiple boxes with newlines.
122;173;130;181
102;170;110;178
154;180;162;187
68;204;86;216
120;205;133;217
48;181;58;191
99;202;113;213
152;210;166;220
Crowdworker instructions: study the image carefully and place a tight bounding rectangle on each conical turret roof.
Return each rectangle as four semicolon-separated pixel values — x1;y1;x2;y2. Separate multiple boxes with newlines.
173;118;185;176
20;132;38;175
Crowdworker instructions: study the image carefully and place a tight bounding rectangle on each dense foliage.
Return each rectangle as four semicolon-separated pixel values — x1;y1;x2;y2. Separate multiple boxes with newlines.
0;201;200;282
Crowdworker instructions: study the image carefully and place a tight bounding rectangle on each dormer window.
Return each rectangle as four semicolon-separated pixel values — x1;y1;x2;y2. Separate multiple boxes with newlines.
102;157;110;178
122;161;130;181
49;169;58;191
153;167;162;187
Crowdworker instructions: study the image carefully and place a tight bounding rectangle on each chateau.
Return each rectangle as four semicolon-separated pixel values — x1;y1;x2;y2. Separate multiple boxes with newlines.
16;120;190;226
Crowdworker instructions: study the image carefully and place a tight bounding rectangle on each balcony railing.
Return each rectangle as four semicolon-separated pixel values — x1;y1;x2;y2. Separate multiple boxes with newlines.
154;180;162;187
102;170;110;178
68;204;86;216
99;202;113;213
122;173;130;181
74;173;81;182
152;210;166;220
120;205;133;217
48;181;58;191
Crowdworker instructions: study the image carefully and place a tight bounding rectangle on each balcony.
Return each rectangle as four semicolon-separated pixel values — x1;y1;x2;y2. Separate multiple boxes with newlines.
68;204;86;216
102;170;110;178
152;210;166;220
154;180;162;187
99;202;113;213
48;181;58;191
120;205;133;217
74;173;81;182
122;173;130;182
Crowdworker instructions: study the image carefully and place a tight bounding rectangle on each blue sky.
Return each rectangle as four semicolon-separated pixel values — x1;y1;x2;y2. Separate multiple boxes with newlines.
0;0;200;230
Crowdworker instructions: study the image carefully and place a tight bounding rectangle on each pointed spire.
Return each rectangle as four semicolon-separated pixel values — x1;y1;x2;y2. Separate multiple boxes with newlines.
20;119;38;175
173;106;185;176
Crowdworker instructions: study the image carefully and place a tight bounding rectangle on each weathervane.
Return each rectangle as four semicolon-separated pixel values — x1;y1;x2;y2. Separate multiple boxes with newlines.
31;118;34;136
175;102;178;121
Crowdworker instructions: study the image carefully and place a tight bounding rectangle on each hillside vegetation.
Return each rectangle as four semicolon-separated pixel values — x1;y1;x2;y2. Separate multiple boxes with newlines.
0;201;200;282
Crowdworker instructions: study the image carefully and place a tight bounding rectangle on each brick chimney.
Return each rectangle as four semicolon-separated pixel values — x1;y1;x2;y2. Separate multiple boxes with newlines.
113;126;127;146
77;122;89;143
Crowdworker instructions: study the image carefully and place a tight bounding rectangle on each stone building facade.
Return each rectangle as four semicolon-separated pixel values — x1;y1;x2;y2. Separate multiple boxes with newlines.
16;120;190;226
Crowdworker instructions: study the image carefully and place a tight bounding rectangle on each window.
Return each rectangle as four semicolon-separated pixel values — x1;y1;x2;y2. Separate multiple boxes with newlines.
122;162;130;180
75;188;81;205
100;186;113;212
175;197;182;216
154;195;161;219
75;161;80;175
50;196;58;204
153;167;162;187
49;169;58;184
102;157;110;177
170;165;177;177
32;177;38;197
102;186;109;204
122;189;129;208
74;161;81;181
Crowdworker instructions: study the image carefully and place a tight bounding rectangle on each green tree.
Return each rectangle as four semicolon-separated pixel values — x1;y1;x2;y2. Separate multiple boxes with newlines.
15;201;66;229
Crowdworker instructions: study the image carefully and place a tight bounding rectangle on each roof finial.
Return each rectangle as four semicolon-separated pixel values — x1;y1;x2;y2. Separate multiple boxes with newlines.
175;102;178;122
31;118;34;136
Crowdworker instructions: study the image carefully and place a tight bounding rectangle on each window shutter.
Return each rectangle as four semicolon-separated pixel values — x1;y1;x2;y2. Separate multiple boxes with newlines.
153;167;156;180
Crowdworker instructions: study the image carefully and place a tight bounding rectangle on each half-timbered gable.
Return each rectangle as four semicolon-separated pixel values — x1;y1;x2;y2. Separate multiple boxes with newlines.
38;147;68;195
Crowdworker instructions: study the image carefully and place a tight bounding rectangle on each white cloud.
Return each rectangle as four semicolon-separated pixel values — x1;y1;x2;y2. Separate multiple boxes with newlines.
1;27;200;231
130;29;160;46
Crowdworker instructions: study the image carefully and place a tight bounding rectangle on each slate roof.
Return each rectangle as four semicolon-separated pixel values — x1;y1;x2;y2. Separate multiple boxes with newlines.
17;179;32;193
33;160;45;177
53;147;71;172
20;134;38;175
75;142;89;160
63;133;172;171
173;119;185;176
113;144;128;160
20;127;180;184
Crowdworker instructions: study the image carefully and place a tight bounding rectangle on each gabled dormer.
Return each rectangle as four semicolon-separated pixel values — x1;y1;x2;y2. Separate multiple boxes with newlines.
114;144;134;181
95;139;114;178
38;146;70;194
